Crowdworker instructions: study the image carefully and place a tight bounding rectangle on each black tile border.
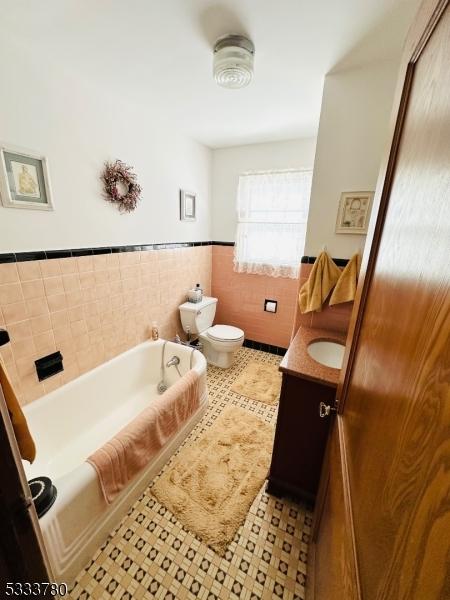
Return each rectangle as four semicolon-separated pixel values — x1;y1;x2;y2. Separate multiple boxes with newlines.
46;250;72;260
0;241;223;263
1;242;348;267
301;255;349;267
15;251;46;262
71;248;94;257
243;338;287;356
0;252;18;263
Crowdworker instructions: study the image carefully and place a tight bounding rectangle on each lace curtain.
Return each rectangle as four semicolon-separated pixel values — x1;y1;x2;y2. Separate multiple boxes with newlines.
233;169;313;278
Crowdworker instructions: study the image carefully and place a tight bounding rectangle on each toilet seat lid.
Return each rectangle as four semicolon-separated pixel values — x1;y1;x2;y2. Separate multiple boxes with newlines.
207;325;244;341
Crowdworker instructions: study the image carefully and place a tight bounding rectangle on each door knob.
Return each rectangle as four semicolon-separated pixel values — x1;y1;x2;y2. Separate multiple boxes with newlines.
319;402;336;418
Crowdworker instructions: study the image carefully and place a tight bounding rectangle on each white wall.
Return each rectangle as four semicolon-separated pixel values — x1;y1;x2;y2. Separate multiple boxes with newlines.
211;138;317;241
304;60;399;258
0;28;399;258
0;34;211;253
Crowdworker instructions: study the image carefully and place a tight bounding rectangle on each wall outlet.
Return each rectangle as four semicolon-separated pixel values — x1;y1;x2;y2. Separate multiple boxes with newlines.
264;299;278;313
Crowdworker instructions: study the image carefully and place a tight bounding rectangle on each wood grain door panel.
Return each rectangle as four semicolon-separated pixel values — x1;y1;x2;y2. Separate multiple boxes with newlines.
343;7;450;599
0;385;53;585
309;2;450;599
309;419;360;600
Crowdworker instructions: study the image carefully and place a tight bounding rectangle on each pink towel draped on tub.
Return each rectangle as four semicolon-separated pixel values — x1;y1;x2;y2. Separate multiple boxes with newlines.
87;369;200;504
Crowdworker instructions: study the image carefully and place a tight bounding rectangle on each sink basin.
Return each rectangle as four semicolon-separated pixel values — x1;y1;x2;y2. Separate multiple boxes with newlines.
307;340;345;369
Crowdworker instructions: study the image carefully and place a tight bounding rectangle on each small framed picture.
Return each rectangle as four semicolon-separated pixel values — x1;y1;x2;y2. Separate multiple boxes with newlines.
335;191;374;234
180;189;196;221
0;146;54;210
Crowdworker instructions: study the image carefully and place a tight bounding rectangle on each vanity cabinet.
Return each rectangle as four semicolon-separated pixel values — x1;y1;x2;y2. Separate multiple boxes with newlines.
267;327;343;504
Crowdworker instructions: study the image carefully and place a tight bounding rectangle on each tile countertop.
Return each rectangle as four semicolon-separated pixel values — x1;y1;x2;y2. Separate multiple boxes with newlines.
279;326;347;388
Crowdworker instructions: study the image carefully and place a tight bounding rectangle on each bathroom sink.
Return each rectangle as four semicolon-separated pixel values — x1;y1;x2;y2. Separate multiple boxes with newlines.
307;340;345;369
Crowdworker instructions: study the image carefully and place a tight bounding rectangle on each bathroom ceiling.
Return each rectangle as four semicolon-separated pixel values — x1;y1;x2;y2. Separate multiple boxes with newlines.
0;0;419;148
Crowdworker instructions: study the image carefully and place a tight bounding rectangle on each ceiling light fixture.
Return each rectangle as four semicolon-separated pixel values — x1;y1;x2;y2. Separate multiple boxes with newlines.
213;34;255;89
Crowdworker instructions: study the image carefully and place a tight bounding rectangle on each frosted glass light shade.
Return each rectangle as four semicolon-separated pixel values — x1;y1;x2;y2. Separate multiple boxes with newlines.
213;35;255;89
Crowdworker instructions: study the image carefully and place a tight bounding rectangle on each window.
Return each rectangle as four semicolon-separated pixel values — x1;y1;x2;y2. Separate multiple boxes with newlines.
233;169;313;278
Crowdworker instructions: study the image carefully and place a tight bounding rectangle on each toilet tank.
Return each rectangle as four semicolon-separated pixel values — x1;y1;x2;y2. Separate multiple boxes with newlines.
179;296;217;334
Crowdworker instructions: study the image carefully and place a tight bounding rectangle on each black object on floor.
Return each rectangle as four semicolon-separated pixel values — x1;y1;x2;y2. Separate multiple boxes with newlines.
28;476;57;518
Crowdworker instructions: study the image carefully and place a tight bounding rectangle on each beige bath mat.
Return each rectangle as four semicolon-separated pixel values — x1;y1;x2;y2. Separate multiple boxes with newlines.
151;405;274;555
231;361;282;405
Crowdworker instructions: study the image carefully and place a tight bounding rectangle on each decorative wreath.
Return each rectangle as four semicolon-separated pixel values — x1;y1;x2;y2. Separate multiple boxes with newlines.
101;159;142;213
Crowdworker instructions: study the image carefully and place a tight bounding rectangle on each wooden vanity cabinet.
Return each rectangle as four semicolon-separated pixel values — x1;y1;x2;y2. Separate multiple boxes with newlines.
267;371;337;504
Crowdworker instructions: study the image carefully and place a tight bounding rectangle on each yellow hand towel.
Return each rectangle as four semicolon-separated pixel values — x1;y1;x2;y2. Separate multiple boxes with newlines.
329;253;361;306
0;356;36;463
299;252;341;313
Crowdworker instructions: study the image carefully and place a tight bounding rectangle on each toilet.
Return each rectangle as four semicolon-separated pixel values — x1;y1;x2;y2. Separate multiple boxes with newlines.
179;296;244;368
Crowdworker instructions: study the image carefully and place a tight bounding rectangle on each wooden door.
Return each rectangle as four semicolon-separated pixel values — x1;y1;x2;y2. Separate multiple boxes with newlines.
308;1;450;598
309;419;360;599
0;384;53;587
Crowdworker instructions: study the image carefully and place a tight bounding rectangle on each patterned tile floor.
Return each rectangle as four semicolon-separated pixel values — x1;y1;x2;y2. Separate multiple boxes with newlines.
69;348;312;600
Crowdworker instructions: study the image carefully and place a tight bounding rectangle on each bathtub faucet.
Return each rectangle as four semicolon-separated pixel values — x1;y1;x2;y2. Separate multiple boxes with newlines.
166;355;182;378
166;356;180;368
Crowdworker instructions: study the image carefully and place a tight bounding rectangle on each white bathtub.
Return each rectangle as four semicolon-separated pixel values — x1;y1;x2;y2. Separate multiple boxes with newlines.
23;339;208;585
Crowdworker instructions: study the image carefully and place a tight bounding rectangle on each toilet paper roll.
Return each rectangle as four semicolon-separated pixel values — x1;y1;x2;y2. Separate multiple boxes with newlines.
265;301;277;313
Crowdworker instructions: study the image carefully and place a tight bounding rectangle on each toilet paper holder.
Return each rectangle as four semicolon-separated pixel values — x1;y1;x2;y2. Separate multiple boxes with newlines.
264;299;278;313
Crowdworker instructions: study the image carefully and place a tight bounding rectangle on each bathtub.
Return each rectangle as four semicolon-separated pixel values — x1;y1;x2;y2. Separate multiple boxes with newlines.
23;339;208;585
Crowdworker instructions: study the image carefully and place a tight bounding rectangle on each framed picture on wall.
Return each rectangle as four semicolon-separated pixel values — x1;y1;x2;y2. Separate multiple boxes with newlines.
180;189;196;221
0;146;54;210
335;191;373;234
